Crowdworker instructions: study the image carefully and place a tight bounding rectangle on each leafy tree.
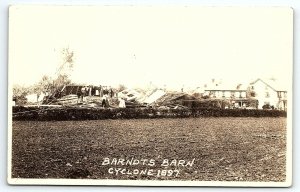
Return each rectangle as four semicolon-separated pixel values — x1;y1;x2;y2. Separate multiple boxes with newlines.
32;75;52;95
12;85;31;105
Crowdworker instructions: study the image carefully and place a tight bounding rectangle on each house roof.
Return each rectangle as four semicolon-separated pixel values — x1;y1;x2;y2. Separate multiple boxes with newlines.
205;82;247;91
250;78;287;92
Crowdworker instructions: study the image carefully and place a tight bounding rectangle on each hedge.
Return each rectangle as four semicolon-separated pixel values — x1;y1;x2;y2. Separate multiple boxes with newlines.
12;106;287;121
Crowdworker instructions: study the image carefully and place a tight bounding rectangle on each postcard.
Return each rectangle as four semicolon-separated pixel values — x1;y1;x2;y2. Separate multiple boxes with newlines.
7;5;293;186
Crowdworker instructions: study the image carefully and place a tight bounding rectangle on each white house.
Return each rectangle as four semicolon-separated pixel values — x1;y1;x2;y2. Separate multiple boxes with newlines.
204;80;252;108
249;78;287;110
202;78;287;110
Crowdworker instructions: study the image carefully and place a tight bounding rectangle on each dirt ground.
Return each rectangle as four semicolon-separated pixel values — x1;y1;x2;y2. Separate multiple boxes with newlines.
11;117;286;181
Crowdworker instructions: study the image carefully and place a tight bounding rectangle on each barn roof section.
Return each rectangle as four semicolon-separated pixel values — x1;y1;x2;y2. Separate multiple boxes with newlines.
119;88;143;102
250;78;287;92
154;92;197;105
143;89;166;104
120;88;140;96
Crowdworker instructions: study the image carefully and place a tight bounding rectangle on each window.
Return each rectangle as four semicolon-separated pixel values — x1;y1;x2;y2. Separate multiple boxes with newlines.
211;91;216;98
241;92;246;98
235;92;240;98
239;92;242;98
265;92;270;98
231;91;235;97
278;92;282;98
250;92;256;97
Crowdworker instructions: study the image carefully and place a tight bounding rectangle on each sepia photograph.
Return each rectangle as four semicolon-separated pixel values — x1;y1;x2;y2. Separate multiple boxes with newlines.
7;5;293;186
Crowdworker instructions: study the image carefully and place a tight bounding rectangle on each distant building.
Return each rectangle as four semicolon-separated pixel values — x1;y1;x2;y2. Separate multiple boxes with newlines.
203;80;254;109
204;85;247;99
203;78;287;110
249;78;287;110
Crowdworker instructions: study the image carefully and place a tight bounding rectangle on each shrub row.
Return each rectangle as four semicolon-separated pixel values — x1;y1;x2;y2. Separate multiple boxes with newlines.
12;106;287;121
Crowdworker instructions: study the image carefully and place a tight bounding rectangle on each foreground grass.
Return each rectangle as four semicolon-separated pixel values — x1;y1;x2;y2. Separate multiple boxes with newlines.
11;117;286;181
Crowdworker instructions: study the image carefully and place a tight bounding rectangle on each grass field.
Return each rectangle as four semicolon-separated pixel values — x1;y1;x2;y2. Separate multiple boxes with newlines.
11;117;286;181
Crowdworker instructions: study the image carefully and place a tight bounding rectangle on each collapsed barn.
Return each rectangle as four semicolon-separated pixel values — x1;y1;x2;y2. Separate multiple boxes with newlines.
14;84;284;121
14;83;259;111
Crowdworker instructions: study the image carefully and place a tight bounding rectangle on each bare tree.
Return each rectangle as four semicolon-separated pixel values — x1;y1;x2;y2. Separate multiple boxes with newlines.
42;47;75;103
52;47;75;90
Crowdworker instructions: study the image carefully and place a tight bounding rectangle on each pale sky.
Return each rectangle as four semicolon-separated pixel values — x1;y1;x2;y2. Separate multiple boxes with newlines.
9;6;293;89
